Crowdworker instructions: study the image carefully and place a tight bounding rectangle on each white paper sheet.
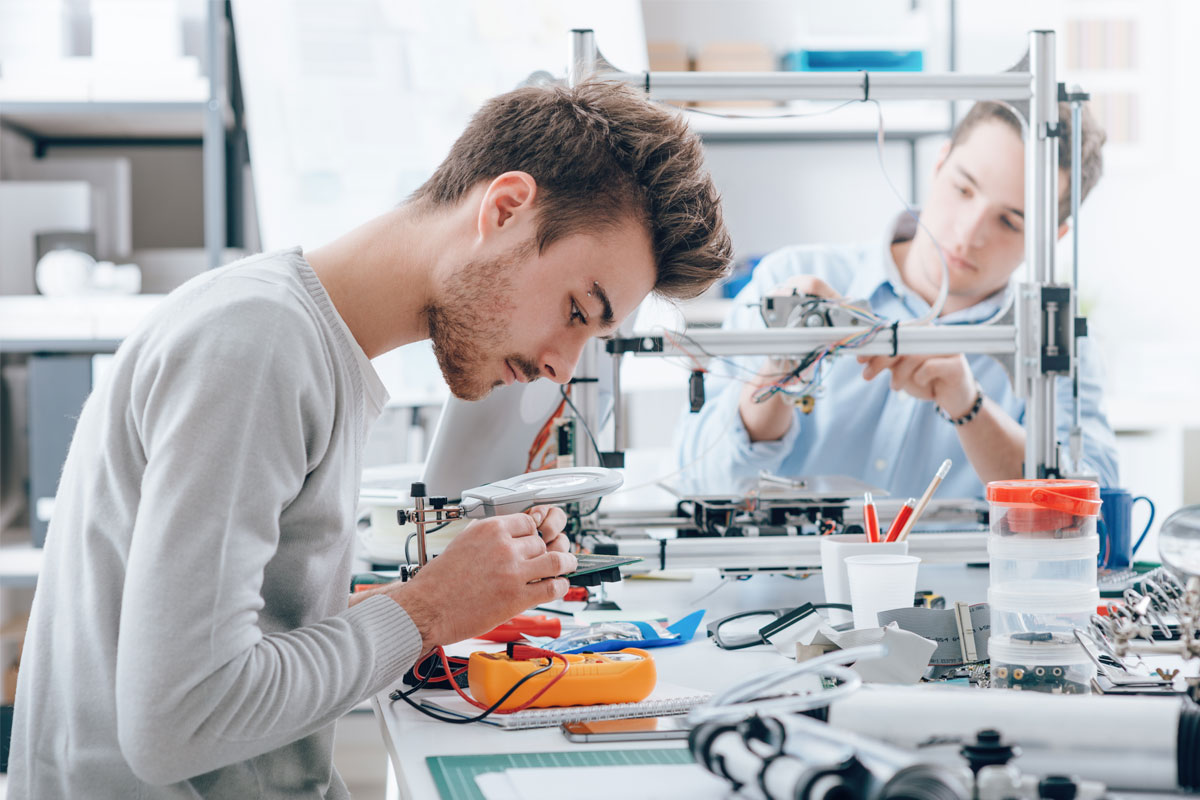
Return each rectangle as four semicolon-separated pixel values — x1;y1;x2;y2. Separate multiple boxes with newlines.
476;764;733;800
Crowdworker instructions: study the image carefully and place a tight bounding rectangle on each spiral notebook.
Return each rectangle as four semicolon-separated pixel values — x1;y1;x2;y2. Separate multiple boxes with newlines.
418;683;711;730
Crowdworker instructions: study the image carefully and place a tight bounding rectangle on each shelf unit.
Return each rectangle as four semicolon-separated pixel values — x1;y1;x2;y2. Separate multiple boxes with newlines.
0;0;241;269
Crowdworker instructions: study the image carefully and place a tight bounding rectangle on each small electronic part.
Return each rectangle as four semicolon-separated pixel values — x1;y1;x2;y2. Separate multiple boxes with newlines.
689;369;705;413
565;554;643;586
467;646;656;711
989;662;1091;694
795;394;815;414
914;590;945;609
555;419;575;468
759;291;874;329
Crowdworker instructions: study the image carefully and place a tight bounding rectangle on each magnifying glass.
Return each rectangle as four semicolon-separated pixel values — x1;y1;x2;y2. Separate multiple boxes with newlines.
402;467;624;566
459;466;623;517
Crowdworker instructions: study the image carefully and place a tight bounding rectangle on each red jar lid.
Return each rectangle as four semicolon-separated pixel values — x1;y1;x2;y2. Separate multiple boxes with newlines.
986;479;1099;503
986;479;1101;517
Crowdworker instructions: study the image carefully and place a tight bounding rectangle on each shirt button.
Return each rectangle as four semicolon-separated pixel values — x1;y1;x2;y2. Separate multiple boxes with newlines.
875;459;887;471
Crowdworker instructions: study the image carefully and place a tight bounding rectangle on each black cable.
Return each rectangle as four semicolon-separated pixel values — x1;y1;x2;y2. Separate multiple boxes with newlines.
560;384;603;463
405;522;451;565
708;603;853;651
390;656;556;724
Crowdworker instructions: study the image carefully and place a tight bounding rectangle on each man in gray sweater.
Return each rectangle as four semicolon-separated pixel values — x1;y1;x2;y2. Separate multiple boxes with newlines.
8;81;731;798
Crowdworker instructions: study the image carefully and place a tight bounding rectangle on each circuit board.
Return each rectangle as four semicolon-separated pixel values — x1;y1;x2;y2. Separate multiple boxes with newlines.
564;554;642;586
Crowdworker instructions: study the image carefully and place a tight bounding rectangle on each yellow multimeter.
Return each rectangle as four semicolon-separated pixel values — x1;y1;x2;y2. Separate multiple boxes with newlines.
467;647;656;711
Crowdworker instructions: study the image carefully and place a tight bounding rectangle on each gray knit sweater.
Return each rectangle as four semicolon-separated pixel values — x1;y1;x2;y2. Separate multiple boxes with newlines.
9;249;423;798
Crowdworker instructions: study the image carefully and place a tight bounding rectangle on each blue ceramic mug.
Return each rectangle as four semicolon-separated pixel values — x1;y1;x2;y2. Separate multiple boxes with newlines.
1098;488;1155;569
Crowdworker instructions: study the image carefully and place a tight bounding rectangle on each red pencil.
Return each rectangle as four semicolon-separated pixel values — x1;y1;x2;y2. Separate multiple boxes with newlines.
863;492;880;543
884;498;916;543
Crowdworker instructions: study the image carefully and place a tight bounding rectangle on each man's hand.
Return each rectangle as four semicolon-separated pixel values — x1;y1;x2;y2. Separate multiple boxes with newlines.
526;505;570;553
857;353;976;418
766;274;840;304
739;275;841;442
384;512;576;650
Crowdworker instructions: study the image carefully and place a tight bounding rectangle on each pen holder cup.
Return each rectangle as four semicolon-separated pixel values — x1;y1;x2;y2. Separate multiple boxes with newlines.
820;535;909;626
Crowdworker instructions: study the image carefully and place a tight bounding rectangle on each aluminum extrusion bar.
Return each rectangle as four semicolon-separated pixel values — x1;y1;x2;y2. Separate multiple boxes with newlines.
1019;30;1061;477
622;325;1017;358
602;70;1033;103
603;531;988;571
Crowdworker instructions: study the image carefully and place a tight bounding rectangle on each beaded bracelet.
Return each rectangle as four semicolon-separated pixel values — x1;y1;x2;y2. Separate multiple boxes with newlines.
936;382;984;426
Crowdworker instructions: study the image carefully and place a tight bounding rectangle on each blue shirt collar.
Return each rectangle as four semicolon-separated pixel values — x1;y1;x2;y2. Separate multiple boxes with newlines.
862;213;1013;325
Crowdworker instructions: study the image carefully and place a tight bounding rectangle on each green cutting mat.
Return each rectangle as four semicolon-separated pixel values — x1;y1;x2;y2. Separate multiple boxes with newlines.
427;748;692;800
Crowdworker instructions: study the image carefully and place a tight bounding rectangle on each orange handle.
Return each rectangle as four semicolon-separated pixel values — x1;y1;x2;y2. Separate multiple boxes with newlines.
1030;488;1102;517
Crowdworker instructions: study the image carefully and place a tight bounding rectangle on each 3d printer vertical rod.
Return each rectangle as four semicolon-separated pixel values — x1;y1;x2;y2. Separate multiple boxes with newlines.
1070;94;1083;440
572;341;602;468
569;29;596;88
611;350;624;455
1022;29;1059;478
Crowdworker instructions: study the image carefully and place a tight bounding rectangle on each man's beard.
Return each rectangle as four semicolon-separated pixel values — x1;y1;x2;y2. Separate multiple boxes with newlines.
425;245;540;401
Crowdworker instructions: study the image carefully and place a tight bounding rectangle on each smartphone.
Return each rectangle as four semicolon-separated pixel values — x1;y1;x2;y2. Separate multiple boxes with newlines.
562;716;690;742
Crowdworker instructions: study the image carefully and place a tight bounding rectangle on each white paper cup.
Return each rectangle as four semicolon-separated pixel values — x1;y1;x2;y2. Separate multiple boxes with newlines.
820;534;910;625
845;554;922;630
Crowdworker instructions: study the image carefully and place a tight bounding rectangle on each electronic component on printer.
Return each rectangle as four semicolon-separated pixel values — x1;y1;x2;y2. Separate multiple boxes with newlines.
689;369;705;413
555;419;575;469
759;291;875;329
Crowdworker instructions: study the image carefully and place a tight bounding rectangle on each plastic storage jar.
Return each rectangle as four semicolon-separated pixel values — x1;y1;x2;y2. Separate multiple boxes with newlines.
988;583;1100;641
985;479;1101;540
988;533;1099;592
987;635;1095;694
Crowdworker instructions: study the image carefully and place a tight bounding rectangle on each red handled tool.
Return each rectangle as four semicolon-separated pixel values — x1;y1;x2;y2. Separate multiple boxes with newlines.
478;614;563;643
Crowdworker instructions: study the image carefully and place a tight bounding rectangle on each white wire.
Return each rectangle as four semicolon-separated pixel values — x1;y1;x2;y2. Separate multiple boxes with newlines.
610;425;733;496
669;99;956;329
665;98;861;121
866;99;949;326
688;643;886;725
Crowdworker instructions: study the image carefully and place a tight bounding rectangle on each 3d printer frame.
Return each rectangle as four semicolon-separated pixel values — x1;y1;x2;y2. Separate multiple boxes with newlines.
562;29;1089;484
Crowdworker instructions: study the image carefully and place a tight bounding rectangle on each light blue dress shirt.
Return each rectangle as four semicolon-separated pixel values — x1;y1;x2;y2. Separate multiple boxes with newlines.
674;218;1119;500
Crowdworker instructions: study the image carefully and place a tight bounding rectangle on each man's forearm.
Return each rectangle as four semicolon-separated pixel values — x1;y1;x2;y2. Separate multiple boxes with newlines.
348;582;434;650
956;397;1025;484
739;380;794;442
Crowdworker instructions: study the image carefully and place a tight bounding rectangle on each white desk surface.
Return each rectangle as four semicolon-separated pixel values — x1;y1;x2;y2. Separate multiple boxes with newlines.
372;564;991;800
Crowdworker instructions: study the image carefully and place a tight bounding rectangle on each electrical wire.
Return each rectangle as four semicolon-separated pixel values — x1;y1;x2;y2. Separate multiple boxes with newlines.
609;425;733;496
405;521;451;566
648;96;964;408
663;98;861;121
670;97;954;327
390;645;571;725
526;390;570;472
559;384;604;464
863;98;950;325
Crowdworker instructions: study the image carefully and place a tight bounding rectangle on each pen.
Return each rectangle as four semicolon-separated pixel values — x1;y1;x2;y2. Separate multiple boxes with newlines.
863;492;879;543
895;459;952;542
883;498;916;543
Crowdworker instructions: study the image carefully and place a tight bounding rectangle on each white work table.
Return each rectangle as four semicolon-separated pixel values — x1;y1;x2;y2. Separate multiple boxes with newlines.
372;564;992;800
